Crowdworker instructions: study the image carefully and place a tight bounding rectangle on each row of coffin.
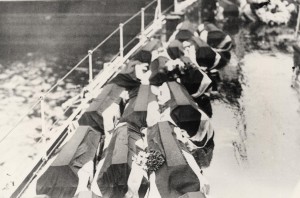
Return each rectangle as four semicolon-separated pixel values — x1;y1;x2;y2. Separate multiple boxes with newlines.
35;16;233;198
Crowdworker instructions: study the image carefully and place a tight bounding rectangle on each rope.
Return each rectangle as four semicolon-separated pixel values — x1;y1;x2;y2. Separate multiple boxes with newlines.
0;100;41;144
44;55;89;96
91;27;120;52
124;36;139;51
144;0;157;10
123;11;142;26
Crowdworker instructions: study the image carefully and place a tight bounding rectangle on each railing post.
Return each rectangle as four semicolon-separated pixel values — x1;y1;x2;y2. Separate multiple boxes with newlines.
141;7;145;38
295;5;300;39
154;0;162;29
88;50;93;83
119;23;124;58
40;96;46;140
157;0;162;19
174;0;179;13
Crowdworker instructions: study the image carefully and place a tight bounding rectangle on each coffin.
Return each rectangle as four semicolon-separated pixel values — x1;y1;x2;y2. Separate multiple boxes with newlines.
36;126;101;198
133;39;162;64
198;22;232;51
120;85;156;129
165;81;202;137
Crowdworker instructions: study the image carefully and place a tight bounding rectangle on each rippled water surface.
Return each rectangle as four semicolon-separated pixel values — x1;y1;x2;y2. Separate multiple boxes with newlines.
206;24;300;198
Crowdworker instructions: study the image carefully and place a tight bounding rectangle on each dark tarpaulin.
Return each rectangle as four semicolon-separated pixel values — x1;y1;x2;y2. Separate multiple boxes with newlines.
133;38;162;64
78;83;124;134
166;82;202;137
147;122;200;197
36;126;100;198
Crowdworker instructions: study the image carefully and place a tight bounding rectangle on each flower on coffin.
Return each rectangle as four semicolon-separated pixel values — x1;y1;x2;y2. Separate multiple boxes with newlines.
133;151;149;171
133;150;165;173
165;59;185;72
146;150;165;174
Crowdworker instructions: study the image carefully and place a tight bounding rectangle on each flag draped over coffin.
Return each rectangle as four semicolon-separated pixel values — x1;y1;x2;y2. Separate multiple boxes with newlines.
174;21;197;42
120;85;157;129
133;39;162;64
198;22;233;52
167;40;185;60
110;60;143;92
93;123;148;198
149;56;170;86
161;81;202;137
36;126;101;198
147;122;204;197
190;36;228;70
179;56;212;97
78;83;125;134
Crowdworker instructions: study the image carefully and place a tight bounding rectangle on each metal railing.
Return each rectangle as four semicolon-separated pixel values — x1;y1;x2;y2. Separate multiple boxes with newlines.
0;0;198;197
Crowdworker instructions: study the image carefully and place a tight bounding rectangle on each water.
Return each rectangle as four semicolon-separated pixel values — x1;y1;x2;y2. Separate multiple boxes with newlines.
205;23;300;198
